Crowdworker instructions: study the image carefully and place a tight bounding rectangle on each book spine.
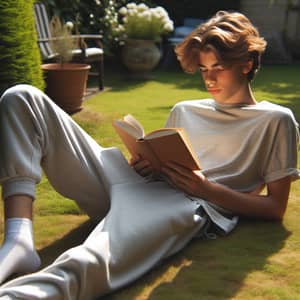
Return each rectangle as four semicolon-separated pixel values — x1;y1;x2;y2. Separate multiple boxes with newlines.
137;139;161;172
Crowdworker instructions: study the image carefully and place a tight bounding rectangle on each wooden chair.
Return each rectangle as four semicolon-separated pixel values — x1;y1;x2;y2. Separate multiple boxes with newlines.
34;2;104;90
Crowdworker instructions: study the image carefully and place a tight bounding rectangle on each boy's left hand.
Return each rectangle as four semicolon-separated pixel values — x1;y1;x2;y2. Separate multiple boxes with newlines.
161;161;209;198
129;155;154;177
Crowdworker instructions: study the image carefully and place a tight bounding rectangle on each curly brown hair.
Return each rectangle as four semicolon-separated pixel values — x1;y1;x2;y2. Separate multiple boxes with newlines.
175;11;267;81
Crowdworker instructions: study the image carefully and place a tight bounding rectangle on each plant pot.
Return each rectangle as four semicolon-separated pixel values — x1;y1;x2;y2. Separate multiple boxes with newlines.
121;39;161;75
41;63;91;114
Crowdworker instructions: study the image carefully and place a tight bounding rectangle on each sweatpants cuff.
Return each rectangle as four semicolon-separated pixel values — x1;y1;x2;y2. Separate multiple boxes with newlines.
1;178;36;200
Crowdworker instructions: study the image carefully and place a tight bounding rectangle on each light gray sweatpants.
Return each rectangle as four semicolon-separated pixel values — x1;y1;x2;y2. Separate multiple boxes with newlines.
0;84;120;220
0;85;206;299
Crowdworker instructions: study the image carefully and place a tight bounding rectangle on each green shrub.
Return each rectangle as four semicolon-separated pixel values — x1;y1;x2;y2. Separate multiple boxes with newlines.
0;0;44;96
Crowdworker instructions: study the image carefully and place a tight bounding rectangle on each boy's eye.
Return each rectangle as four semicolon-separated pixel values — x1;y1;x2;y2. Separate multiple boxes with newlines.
213;65;225;71
216;66;225;71
198;67;207;73
198;65;226;73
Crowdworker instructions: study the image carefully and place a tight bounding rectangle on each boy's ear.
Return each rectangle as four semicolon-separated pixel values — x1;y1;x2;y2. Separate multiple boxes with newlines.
242;59;253;75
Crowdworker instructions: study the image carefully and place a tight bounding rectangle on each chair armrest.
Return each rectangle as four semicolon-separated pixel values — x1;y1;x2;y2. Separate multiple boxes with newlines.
38;36;78;42
71;35;104;49
38;35;103;42
75;34;103;39
37;37;52;43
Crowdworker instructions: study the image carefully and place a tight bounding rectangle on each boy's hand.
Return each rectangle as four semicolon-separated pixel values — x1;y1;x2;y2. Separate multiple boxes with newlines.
129;155;154;177
161;161;209;198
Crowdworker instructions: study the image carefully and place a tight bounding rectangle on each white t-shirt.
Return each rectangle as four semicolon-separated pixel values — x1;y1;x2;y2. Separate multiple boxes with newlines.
166;99;300;192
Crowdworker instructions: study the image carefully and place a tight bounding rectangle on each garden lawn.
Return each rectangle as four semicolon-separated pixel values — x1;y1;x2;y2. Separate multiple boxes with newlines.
1;65;300;299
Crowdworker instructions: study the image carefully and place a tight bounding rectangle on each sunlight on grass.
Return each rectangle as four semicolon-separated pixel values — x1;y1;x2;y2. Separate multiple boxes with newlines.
136;259;192;300
35;176;82;216
0;65;299;299
34;215;89;250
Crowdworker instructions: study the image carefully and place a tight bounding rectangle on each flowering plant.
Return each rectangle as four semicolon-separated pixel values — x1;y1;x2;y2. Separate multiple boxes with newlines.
113;2;174;42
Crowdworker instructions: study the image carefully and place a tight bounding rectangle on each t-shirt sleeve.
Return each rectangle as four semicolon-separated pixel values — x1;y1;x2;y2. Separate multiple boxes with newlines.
164;102;185;128
263;110;300;183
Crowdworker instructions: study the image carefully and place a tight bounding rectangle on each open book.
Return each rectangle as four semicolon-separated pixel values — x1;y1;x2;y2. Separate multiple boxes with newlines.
112;114;201;172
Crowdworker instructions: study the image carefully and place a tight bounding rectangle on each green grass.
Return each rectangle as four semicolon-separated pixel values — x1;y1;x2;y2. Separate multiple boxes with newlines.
1;64;300;299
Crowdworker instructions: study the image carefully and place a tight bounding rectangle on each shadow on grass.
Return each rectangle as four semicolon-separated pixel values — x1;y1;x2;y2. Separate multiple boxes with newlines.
101;64;300;128
102;219;290;300
101;64;300;122
45;64;296;299
38;219;97;267
253;65;300;121
36;215;290;300
103;65;203;93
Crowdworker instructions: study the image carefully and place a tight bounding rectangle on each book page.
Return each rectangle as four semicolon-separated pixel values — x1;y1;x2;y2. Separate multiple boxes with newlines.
145;128;178;139
113;119;142;139
123;114;145;138
112;119;161;170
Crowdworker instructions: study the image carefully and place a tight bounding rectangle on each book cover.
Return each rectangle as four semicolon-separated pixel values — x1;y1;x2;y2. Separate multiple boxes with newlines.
113;114;201;172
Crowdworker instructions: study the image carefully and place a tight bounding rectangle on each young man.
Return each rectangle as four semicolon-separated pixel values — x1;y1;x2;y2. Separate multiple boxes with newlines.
0;10;299;300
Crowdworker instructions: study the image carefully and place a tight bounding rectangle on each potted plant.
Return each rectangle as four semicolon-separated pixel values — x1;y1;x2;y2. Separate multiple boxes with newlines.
109;2;174;74
41;16;90;114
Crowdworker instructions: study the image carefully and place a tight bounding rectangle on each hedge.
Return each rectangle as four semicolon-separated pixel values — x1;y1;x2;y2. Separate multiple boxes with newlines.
0;0;44;96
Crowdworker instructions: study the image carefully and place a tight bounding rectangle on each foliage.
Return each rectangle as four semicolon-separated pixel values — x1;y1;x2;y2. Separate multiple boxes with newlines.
40;0;80;21
152;0;241;25
41;0;155;56
111;2;174;42
39;0;244;56
0;0;44;96
49;15;77;65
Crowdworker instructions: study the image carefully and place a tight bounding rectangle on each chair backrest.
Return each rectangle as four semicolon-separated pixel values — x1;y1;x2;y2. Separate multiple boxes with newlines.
33;2;55;60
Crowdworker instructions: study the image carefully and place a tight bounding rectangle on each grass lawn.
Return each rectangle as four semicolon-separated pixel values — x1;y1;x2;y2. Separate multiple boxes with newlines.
1;63;300;299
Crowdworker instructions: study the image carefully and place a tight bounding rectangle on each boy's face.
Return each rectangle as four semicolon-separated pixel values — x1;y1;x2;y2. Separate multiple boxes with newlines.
198;50;252;104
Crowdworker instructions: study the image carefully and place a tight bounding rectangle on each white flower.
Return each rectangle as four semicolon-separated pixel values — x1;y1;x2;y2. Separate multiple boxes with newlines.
140;11;151;21
65;21;74;31
155;6;168;16
119;7;127;15
116;25;125;33
151;10;161;20
137;3;148;12
94;0;101;5
114;2;173;41
127;9;136;17
163;21;174;32
126;2;137;9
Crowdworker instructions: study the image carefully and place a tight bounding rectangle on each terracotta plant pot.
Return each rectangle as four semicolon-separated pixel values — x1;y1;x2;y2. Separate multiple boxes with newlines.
41;63;91;114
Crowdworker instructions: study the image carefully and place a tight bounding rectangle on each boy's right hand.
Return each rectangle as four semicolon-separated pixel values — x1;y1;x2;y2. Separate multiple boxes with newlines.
129;155;153;177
